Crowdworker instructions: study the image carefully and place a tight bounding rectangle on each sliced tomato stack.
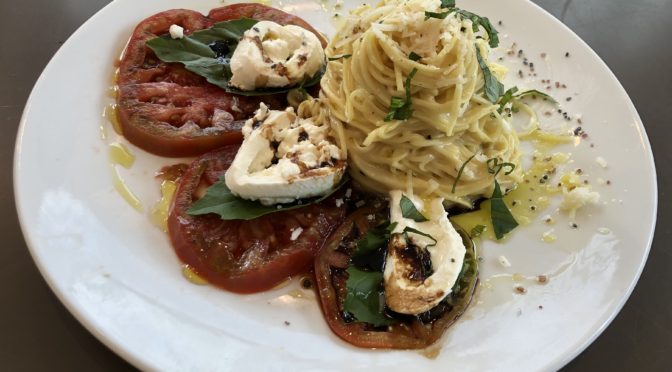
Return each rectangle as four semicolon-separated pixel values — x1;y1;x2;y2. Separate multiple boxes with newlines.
167;145;347;294
314;208;479;349
116;4;326;157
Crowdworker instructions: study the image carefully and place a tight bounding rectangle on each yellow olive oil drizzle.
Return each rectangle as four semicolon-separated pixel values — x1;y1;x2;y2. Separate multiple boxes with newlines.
109;165;142;212
452;151;570;241
105;139;141;211
108;142;135;169
182;265;208;285
150;180;177;232
103;104;123;135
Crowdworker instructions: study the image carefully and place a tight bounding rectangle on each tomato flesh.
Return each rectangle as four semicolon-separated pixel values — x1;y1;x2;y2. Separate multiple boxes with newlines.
168;145;347;294
116;4;325;157
314;207;479;349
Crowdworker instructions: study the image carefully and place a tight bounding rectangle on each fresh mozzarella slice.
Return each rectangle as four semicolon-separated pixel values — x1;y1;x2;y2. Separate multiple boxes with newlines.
384;190;466;315
229;21;325;91
225;103;345;206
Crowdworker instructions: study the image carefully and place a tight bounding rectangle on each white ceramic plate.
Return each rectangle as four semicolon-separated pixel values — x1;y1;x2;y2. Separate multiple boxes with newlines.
14;0;657;370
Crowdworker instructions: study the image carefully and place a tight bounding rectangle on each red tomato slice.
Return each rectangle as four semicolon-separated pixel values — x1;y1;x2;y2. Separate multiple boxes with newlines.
314;207;478;349
168;145;347;294
116;5;324;157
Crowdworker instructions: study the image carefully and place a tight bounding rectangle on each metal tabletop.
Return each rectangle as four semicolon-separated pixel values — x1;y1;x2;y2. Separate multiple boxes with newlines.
1;0;669;370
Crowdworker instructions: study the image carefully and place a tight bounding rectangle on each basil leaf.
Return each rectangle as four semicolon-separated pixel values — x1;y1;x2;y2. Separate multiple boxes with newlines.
441;0;456;8
470;224;486;237
497;87;519;113
400;194;429;222
187;174;348;220
408;51;422;61
384;68;418;121
147;19;324;96
388;97;405;109
515;89;558;103
486;157;516;177
424;11;453;20
451;250;476;293
451;154;476;193
475;45;504;103
344;267;396;326
402;227;437;247
328;54;352;61
356;228;387;256
490;180;518;240
352;221;397;272
456;10;499;48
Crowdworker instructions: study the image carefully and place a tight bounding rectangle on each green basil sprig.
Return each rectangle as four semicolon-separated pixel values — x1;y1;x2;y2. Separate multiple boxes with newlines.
187;175;348;220
146;18;324;96
344;267;395;327
490;180;519;240
498;88;558;113
475;45;504;103
384;68;418;121
399;194;429;222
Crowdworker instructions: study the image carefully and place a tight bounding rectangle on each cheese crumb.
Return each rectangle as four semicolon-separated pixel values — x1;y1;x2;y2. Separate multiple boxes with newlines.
169;24;184;39
290;227;303;241
498;255;512;268
355;200;365;208
596;156;608;168
542;229;556;243
560;186;600;219
335;198;344;207
345;188;352;198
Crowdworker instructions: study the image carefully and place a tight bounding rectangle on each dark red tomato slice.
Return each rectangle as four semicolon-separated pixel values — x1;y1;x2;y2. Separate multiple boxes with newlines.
116;5;324;157
314;207;478;349
168;145;347;294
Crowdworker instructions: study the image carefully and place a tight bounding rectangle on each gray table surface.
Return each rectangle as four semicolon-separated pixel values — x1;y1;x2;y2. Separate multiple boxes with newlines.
1;0;669;370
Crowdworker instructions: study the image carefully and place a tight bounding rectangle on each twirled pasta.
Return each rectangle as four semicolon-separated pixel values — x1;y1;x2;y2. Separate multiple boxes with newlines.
321;0;523;206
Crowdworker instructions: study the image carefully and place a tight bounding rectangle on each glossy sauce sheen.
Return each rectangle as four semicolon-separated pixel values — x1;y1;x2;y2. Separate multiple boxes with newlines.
452;151;569;240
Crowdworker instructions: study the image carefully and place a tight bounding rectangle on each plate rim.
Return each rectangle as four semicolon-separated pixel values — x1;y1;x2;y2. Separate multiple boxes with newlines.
521;0;658;369
13;0;658;370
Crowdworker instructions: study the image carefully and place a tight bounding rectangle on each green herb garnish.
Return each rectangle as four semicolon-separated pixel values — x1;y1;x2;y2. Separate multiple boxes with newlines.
355;222;397;256
408;51;422;61
490;180;518;239
402;227;438;247
451;251;476;293
475;45;504;103
400;194;429;222
470;224;486;237
343;267;396;326
455;9;499;48
440;0;456;8
497;87;519;113
328;54;352;61
187;175;348;220
515;89;557;103
424;10;454;20
384;68;418;121
424;4;499;47
147;19;324;96
451;154;477;193
486;157;516;177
